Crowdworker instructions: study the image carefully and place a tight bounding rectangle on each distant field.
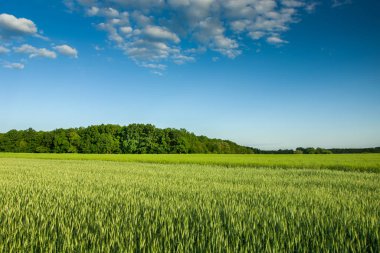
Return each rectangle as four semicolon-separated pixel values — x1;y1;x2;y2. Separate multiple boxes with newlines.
0;158;379;252
1;152;380;172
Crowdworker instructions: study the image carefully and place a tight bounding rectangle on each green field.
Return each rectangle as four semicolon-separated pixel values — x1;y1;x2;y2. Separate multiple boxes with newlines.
1;152;380;173
0;154;379;252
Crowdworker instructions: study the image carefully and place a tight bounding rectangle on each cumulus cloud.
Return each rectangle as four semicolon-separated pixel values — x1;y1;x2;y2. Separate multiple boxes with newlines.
54;44;78;58
194;17;241;58
120;26;132;35
87;7;120;17
66;0;318;72
2;62;25;69
143;26;180;43
0;13;78;69
0;13;37;39
14;44;57;59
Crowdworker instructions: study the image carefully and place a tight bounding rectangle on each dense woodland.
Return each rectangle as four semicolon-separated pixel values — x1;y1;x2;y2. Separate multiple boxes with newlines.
0;124;378;154
0;124;254;154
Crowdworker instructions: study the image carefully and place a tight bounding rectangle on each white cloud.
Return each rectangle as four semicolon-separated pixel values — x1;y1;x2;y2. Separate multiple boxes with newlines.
282;0;305;8
172;53;195;65
194;17;241;58
0;45;10;53
0;13;37;39
124;39;172;61
143;26;180;43
0;13;78;68
54;44;78;58
14;44;57;59
120;26;133;35
267;36;288;45
87;6;99;16
87;7;119;17
140;62;167;70
2;62;25;69
67;0;320;71
332;0;352;8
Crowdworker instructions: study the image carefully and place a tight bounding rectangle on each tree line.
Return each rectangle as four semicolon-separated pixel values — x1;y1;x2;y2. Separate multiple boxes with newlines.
0;124;254;154
0;124;378;154
255;147;380;154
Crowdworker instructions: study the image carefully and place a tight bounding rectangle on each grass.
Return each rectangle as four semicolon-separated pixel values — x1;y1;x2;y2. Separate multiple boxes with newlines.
1;152;380;173
0;156;379;252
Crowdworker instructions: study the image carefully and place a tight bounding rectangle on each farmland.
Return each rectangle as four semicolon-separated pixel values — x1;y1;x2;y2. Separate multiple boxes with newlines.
0;154;379;252
1;152;380;173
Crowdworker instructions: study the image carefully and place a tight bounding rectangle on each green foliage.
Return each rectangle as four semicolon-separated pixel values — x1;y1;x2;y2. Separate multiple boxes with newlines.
0;158;378;252
0;124;254;154
1;125;379;155
295;147;333;154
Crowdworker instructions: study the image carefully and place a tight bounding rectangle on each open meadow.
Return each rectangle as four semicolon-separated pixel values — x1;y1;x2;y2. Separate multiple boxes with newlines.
0;154;379;252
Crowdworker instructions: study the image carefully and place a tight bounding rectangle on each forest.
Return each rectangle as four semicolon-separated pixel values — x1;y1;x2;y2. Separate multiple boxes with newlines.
0;124;379;154
0;124;254;154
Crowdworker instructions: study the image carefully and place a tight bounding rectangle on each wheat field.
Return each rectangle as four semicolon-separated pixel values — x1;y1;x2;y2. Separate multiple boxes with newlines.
0;156;379;252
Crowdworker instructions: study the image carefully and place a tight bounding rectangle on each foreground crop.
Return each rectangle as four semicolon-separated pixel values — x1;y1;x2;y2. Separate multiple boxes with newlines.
0;158;379;252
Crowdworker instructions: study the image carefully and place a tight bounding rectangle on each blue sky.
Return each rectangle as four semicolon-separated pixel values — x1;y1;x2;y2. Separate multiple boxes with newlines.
0;0;379;149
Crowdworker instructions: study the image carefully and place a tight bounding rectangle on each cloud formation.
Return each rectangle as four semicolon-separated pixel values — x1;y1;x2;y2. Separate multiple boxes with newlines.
0;13;78;69
2;62;25;69
267;35;288;44
0;13;37;39
54;44;79;58
14;44;57;59
143;26;180;44
66;0;316;73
